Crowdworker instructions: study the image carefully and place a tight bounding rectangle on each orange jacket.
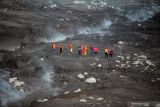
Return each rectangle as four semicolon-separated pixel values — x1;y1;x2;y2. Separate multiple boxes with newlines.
105;48;109;53
68;44;73;49
52;43;56;49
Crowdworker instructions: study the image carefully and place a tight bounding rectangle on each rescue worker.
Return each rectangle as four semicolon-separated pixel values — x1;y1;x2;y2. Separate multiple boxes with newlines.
105;48;109;58
84;45;88;56
80;45;84;55
90;46;94;56
68;43;73;53
60;43;64;55
52;42;56;51
78;46;81;56
109;48;113;58
94;47;98;55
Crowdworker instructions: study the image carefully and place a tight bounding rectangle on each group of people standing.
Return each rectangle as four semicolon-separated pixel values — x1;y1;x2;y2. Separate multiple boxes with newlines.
52;42;114;58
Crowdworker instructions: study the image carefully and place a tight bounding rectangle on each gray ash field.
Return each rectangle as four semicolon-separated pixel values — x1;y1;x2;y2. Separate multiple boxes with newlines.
0;0;160;107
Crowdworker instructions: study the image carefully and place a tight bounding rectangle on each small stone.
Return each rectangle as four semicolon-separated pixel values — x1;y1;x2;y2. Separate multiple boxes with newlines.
84;72;88;76
74;88;81;93
80;99;87;102
85;77;96;84
97;98;104;101
97;64;102;68
118;41;125;45
9;77;17;83
64;91;70;95
77;74;84;79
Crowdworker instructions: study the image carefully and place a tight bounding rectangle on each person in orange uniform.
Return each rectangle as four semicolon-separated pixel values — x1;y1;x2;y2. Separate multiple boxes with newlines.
52;42;56;51
60;43;64;56
105;48;109;58
68;43;73;53
84;45;88;56
94;47;98;55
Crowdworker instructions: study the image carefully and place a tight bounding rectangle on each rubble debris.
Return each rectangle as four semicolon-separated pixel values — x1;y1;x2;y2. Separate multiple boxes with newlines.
139;55;147;59
116;60;120;63
89;97;95;99
127;56;130;59
120;64;125;68
133;60;141;65
14;80;25;87
38;99;48;103
80;99;87;102
146;60;155;66
9;77;17;83
40;58;44;61
85;77;96;84
118;56;124;60
74;88;81;93
84;72;88;76
77;74;85;79
97;64;102;68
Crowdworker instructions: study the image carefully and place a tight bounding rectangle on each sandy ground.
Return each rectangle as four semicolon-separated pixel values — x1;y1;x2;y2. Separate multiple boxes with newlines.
0;1;160;107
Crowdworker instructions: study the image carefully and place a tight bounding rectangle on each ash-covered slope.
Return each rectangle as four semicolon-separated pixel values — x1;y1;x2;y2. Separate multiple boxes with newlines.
0;0;160;107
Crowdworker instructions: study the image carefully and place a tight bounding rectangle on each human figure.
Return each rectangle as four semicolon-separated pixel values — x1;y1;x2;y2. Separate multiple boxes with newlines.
105;48;109;58
90;46;94;56
109;48;113;58
94;47;98;55
84;45;88;56
78;46;81;56
52;42;56;51
60;43;64;55
80;45;84;56
68;43;73;53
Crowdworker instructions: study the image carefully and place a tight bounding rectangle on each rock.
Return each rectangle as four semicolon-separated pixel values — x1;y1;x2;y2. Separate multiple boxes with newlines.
74;88;81;93
118;56;124;60
14;80;25;87
40;58;44;61
85;77;96;84
120;64;125;68
84;72;88;76
133;60;141;65
64;91;70;95
38;99;48;102
97;64;102;68
89;97;95;99
139;55;147;59
9;77;17;83
118;41;125;45
77;74;84;79
146;60;155;66
116;60;120;63
97;98;104;101
127;56;130;59
80;99;87;102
